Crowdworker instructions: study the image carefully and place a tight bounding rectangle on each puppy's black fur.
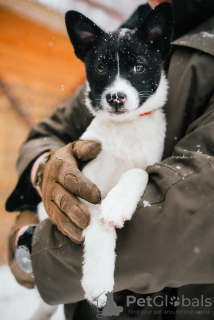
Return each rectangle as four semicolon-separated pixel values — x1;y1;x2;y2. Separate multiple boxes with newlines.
65;3;174;112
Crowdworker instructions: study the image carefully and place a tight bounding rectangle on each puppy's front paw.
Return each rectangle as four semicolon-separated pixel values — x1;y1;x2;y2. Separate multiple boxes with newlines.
85;289;107;308
100;187;137;228
82;216;116;307
82;270;114;307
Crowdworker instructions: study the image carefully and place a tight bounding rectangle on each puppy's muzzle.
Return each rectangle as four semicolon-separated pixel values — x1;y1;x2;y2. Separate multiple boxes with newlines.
106;92;127;110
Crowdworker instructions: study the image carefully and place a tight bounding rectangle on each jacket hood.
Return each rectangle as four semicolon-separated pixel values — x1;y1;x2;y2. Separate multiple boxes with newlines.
121;1;214;41
172;0;214;39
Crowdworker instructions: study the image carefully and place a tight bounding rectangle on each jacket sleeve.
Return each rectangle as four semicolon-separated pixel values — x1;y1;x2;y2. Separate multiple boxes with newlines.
31;94;214;305
114;92;214;295
142;92;214;211
5;85;93;212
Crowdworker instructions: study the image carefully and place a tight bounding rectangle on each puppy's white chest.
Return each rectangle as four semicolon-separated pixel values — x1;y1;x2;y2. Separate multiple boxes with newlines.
80;109;166;197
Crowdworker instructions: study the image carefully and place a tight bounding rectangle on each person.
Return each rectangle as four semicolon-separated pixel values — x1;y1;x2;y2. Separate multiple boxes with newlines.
5;0;214;319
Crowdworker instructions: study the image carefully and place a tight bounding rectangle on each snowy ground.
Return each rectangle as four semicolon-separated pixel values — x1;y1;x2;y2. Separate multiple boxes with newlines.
0;265;64;320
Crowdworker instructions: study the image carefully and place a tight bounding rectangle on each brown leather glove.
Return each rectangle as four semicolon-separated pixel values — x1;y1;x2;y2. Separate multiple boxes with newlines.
35;141;101;244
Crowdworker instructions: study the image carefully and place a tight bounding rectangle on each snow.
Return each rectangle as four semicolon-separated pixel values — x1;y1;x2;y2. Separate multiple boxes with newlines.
201;32;214;39
0;265;64;320
177;40;187;45
143;200;151;207
194;247;200;254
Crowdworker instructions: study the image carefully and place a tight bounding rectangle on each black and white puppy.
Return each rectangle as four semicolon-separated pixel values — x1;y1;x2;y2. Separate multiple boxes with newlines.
65;3;173;307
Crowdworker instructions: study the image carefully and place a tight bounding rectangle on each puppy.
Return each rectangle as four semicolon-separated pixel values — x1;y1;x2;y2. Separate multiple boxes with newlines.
64;3;173;307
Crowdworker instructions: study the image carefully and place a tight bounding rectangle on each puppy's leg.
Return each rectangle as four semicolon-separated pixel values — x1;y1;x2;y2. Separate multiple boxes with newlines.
82;206;116;307
100;169;148;228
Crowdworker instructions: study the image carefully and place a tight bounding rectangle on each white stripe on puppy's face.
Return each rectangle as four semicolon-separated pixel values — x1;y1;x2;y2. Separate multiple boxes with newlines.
84;27;170;121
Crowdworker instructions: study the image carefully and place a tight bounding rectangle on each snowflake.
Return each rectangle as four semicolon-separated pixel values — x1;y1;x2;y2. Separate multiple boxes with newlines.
202;32;214;39
194;247;200;254
196;149;203;154
143;200;151;207
176;166;181;169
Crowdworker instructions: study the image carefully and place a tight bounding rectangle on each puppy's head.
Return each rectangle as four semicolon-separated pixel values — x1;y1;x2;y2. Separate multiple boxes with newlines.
65;3;174;121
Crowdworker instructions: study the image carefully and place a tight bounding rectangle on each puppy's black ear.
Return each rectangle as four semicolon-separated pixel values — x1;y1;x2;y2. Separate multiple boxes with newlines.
119;4;151;30
65;11;104;61
136;2;174;58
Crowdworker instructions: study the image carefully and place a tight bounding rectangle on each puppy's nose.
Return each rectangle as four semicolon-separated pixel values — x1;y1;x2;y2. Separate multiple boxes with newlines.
106;92;127;107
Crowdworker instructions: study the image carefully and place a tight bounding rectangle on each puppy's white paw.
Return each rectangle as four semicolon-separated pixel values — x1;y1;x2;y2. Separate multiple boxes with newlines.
82;269;114;307
100;169;148;228
82;218;116;307
100;186;137;228
85;289;107;308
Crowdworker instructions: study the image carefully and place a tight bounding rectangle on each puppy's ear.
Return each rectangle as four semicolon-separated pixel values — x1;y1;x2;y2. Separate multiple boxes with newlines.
119;4;151;30
136;2;174;58
65;11;104;61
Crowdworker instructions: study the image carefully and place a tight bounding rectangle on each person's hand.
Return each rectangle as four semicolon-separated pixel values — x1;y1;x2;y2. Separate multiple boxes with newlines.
148;0;171;9
35;141;102;243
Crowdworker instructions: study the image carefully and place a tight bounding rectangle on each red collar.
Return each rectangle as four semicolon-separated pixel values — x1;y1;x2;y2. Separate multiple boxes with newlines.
139;111;151;117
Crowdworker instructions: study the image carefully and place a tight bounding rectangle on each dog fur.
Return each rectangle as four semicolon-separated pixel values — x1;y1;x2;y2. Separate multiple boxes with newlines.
41;3;174;307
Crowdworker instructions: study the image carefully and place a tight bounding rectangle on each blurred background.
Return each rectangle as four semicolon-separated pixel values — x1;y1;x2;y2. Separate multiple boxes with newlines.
0;0;146;319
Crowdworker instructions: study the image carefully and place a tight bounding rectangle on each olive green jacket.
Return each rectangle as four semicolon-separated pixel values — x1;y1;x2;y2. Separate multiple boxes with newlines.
6;14;214;320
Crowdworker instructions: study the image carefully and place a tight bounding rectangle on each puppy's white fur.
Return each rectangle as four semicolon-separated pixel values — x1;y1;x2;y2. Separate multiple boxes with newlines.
81;74;167;306
102;76;140;113
38;73;167;307
85;73;168;122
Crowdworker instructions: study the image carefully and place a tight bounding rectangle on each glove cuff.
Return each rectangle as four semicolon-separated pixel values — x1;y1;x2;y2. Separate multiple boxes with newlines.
32;152;52;192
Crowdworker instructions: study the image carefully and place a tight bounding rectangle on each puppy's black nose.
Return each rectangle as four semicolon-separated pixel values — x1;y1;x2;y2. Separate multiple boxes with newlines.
106;92;127;107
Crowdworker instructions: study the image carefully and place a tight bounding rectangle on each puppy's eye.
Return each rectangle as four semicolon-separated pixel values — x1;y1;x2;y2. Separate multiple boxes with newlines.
96;64;106;73
134;64;144;73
